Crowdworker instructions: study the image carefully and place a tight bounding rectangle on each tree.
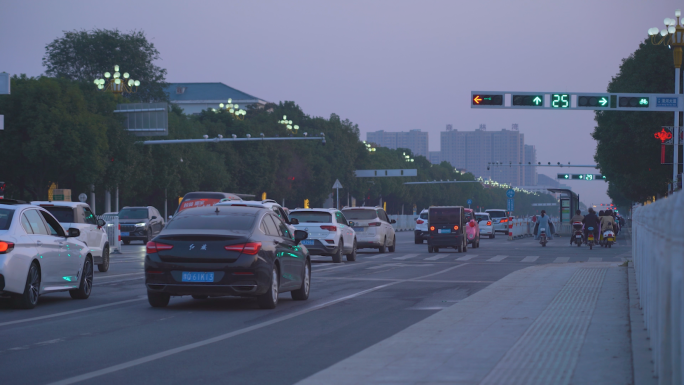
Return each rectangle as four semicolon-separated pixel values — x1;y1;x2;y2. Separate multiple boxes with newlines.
43;29;167;101
592;39;674;203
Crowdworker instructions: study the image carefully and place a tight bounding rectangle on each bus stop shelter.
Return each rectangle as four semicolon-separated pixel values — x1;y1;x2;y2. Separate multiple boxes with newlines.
547;188;579;236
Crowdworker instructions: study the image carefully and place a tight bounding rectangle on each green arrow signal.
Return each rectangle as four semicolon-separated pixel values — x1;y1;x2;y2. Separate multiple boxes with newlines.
599;97;608;106
533;96;542;105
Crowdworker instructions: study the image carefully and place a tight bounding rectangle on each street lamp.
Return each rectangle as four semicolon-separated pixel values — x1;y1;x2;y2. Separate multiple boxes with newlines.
362;141;376;152
648;9;683;187
217;98;247;120
94;65;140;94
403;152;414;162
278;115;299;131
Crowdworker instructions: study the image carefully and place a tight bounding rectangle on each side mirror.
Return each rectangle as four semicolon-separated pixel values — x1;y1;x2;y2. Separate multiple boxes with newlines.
290;218;299;225
294;230;308;245
97;218;106;227
67;228;80;238
390;219;396;224
348;221;355;227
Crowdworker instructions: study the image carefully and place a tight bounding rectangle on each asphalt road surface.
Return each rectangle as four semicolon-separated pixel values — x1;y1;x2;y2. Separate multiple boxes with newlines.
0;231;630;385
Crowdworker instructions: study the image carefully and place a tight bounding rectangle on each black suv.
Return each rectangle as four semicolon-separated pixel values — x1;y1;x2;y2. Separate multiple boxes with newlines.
427;206;467;253
119;206;164;245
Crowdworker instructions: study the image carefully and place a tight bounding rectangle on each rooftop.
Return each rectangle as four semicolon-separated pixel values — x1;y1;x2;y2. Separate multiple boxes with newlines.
164;82;267;102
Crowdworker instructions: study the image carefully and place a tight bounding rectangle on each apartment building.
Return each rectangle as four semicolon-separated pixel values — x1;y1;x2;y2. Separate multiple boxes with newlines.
366;129;429;158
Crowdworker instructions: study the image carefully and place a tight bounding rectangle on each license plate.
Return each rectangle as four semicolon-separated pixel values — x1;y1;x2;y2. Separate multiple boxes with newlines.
121;232;129;236
182;272;214;282
588;236;594;241
576;235;582;238
607;238;614;241
438;229;451;234
301;240;314;245
353;227;364;232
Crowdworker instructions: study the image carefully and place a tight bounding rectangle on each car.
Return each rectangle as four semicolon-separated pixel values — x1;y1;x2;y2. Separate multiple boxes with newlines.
464;208;480;248
426;206;467;253
413;209;429;244
0;199;93;309
144;205;311;309
216;199;297;235
341;206;396;252
119;206;165;245
175;192;244;215
475;212;494;239
32;201;111;272
485;209;510;233
289;208;357;263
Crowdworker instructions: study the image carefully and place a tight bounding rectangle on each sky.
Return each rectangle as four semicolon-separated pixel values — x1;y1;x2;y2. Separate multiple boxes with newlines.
1;0;679;206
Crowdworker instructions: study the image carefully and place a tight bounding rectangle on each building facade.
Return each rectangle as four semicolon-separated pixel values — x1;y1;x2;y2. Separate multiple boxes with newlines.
429;151;441;164
366;129;429;158
524;144;538;186
164;83;268;115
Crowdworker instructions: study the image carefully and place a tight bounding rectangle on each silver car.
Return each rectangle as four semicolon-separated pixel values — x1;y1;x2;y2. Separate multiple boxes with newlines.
0;200;92;309
342;207;397;252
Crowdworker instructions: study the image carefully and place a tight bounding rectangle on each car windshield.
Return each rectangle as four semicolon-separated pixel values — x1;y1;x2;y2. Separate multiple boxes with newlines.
475;214;489;221
42;207;75;223
289;211;332;223
488;211;507;218
419;213;428;219
341;210;378;220
0;208;14;230
429;208;461;224
166;213;255;232
119;208;148;220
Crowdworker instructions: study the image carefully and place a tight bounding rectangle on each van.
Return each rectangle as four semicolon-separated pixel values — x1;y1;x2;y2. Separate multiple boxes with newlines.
427;206;467;253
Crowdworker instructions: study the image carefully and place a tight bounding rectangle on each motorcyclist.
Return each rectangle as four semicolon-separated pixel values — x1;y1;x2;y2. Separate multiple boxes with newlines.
570;209;584;245
534;210;554;240
582;208;600;244
601;209;616;237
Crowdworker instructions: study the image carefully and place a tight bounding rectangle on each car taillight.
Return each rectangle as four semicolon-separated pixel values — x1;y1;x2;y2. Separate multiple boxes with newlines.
500;218;508;223
225;242;262;255
453;225;459;231
146;242;174;254
320;225;337;231
429;226;435;231
0;241;14;254
487;221;492;226
416;219;424;224
469;221;475;227
368;222;381;227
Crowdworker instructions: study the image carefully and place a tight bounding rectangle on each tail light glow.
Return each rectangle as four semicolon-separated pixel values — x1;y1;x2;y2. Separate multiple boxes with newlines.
487;221;492;226
469;221;475;227
453;225;459;231
500;218;508;223
416;219;424;224
320;225;337;231
225;242;262;255
0;241;14;253
146;242;173;254
429;226;435;231
368;222;381;227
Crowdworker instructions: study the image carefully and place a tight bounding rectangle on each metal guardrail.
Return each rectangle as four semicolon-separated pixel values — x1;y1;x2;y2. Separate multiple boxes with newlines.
97;214;122;254
632;190;684;384
388;215;419;231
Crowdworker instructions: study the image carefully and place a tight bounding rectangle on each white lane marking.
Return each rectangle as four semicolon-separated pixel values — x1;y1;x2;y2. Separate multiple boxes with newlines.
366;263;402;270
94;272;143;279
48;264;469;385
588;257;603;262
392;254;419;260
553;257;570;263
456;254;478;261
313;261;372;273
424;254;450;261
0;298;146;328
521;256;539;263
366;254;390;259
487;255;508;262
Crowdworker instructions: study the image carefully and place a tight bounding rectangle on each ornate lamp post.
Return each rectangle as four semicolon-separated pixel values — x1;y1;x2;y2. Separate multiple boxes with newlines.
362;141;376;152
93;65;140;94
278;115;298;131
403;152;415;162
648;9;684;187
215;98;247;120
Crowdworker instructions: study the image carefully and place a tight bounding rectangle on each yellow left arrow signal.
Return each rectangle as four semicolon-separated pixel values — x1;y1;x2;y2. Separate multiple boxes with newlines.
473;95;482;104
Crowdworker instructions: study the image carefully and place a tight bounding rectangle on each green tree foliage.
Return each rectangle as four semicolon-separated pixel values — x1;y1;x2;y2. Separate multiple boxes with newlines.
43;29;167;101
593;40;674;204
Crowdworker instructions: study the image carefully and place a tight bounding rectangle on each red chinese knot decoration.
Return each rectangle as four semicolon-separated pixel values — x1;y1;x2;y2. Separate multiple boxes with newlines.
654;128;673;143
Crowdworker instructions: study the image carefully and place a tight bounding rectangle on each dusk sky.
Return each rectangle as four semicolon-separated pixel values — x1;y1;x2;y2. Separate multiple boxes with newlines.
1;0;678;206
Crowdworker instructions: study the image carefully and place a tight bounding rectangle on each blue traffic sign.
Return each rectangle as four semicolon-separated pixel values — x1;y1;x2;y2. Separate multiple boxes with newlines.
467;199;472;205
657;97;678;108
506;189;515;198
507;198;514;212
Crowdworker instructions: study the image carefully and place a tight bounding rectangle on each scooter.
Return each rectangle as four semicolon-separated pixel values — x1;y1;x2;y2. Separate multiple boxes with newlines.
586;227;595;250
539;227;547;247
572;222;583;247
601;230;615;248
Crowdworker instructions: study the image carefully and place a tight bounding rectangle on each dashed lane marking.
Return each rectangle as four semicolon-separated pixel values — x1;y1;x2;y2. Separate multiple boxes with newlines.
588;257;602;262
521;256;539;263
366;254;390;259
393;254;419;260
487;255;508;262
456;254;478;261
424;254;451;261
553;257;570;263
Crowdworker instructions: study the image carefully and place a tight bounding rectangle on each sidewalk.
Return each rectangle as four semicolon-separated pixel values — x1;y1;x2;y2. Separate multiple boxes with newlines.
297;262;655;385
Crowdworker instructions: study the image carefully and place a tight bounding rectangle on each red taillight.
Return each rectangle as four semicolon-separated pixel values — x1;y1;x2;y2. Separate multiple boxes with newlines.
487;221;492;226
368;222;381;227
429;226;435;231
320;225;337;231
0;241;14;254
146;241;174;254
453;225;459;231
469;221;475;227
500;218;508;223
225;242;262;255
416;219;424;224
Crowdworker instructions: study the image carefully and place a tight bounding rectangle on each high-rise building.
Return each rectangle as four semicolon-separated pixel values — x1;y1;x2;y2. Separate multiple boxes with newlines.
429;151;441;165
366;129;429;158
524;144;538;186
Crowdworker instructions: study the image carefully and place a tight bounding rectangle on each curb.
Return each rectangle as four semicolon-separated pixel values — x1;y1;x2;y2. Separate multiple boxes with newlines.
628;261;657;385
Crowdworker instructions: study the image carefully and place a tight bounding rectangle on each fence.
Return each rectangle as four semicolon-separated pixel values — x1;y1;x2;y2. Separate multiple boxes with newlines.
388;215;419;231
632;190;684;384
98;214;122;254
387;215;559;239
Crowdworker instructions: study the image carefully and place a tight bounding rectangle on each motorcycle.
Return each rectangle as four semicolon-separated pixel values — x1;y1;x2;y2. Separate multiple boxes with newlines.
539;227;547;247
572;221;583;247
601;230;615;248
586;226;595;250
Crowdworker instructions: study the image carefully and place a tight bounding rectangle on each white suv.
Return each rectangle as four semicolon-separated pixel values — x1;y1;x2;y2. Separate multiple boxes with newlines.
33;201;111;272
289;208;356;263
216;199;296;235
341;206;396;252
413;209;429;244
475;212;494;239
485;209;510;234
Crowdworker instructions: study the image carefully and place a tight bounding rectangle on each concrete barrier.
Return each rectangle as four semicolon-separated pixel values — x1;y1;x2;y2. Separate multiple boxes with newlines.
98;214;122;254
388;215;418;232
632;190;684;384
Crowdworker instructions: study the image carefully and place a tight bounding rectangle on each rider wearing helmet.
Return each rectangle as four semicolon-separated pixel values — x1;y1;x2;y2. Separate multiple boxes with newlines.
570;209;584;245
582;208;600;244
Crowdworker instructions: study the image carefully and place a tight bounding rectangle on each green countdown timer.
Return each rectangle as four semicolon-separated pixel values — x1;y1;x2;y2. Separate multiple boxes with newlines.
551;94;569;108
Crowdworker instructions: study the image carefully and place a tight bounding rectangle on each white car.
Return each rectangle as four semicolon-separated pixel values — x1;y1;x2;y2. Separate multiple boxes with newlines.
485;209;510;233
475;212;494;238
216;199;296;236
0;199;92;309
33;201;111;272
413;209;429;244
289;208;356;263
342;206;396;252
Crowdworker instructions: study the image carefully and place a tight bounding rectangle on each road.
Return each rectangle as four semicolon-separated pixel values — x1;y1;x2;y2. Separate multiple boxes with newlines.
0;231;629;385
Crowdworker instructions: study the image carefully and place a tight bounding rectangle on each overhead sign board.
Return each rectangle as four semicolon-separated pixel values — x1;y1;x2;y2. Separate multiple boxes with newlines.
470;91;683;111
114;102;168;136
355;169;418;177
559;174;606;181
507;198;514;212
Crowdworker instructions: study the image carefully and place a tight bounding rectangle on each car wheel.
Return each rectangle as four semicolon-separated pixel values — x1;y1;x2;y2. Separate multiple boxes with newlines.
463;239;468;252
123;240;130;245
147;229;154;243
457;242;463;253
388;236;396;252
192;295;208;300
414;236;421;244
434;247;439;253
378;237;386;253
477;237;481;248
332;239;343;263
98;247;110;272
427;246;433;253
291;260;311;301
70;257;93;299
148;291;170;307
346;239;357;262
12;263;41;309
257;265;279;309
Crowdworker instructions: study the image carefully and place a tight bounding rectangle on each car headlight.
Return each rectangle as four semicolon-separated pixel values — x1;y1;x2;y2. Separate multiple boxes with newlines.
135;223;146;227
